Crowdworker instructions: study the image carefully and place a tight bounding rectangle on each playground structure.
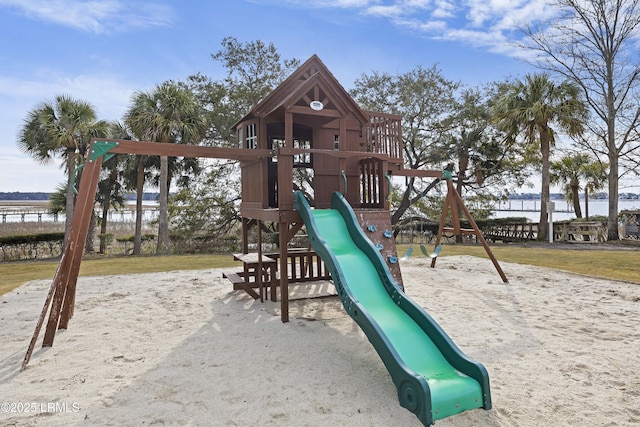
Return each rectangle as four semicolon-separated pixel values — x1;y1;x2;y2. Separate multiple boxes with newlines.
22;55;503;425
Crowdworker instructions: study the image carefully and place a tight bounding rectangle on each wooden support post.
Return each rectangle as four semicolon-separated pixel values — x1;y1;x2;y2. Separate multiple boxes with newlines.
241;218;249;254
58;157;103;327
430;187;452;267
22;146;104;370
45;155;103;343
257;220;264;302
339;157;347;197
278;112;294;211
381;160;390;210
279;222;289;322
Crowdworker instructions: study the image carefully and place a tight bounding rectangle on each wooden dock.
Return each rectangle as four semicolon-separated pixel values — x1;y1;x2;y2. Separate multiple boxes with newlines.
0;208;58;223
0;206;158;223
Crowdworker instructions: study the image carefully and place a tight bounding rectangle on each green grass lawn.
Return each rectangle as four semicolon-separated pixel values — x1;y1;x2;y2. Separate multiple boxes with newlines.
1;244;639;297
0;254;239;297
399;243;640;284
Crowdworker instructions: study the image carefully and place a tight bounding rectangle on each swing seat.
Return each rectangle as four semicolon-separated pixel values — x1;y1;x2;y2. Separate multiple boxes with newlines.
420;244;442;258
400;246;413;260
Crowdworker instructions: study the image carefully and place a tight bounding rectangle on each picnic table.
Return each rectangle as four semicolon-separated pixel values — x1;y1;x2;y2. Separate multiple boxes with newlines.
224;253;278;302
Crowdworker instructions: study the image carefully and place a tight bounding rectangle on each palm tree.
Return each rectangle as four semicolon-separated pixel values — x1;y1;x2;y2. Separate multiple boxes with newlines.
111;120;158;256
550;153;607;219
124;81;206;254
96;154;127;254
108;121;151;255
494;74;587;240
17;95;110;240
581;162;609;220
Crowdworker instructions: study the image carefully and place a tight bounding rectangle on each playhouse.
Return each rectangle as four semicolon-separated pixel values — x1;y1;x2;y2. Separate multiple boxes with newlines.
227;54;419;316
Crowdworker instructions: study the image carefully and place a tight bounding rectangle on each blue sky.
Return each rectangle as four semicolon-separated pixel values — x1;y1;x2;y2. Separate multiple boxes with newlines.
0;0;557;193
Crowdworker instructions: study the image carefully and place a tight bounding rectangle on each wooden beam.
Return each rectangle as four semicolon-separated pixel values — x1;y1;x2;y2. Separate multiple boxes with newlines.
288;105;342;117
283;222;304;242
278;112;294;211
391;169;443;179
278;146;398;162
91;138;273;161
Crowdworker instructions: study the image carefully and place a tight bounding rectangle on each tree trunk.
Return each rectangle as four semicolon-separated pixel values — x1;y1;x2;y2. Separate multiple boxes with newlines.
571;179;582;218
85;209;96;254
134;157;144;255
157;155;170;254
99;201;109;254
607;151;619;240
606;81;619;241
584;188;589;219
538;127;550;241
64;149;76;245
99;169;117;254
456;153;469;243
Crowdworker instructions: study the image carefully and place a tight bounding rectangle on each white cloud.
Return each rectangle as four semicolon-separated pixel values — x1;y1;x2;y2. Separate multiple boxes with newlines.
0;73;135;122
0;0;174;33
0;151;65;192
0;73;138;192
432;0;456;19
366;5;405;18
248;0;376;7
254;0;559;58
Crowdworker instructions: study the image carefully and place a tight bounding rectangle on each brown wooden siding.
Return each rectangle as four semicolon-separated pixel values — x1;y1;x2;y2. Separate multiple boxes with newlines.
241;159;268;208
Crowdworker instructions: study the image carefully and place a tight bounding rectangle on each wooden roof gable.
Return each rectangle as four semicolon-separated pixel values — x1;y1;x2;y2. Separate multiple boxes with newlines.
238;54;369;125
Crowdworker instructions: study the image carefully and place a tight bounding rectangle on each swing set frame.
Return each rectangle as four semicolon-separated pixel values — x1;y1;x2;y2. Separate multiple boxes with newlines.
395;171;508;283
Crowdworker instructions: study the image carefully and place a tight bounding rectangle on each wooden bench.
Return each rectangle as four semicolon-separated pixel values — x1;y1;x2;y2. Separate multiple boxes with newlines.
265;248;331;283
224;249;333;302
625;224;639;239
555;221;606;243
222;271;261;300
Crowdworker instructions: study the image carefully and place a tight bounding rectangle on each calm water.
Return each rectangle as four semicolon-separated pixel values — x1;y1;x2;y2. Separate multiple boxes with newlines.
3;199;639;224
492;199;640;222
0;202;158;224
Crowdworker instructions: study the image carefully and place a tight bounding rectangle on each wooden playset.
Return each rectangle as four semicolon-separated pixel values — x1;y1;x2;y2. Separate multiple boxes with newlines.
22;55;505;373
16;54;511;426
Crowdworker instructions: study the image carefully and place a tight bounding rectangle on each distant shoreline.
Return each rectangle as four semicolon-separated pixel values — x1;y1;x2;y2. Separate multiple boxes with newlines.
0;192;159;202
0;200;50;207
2;191;639;202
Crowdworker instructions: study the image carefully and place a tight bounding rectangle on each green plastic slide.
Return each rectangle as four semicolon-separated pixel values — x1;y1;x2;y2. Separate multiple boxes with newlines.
293;191;491;426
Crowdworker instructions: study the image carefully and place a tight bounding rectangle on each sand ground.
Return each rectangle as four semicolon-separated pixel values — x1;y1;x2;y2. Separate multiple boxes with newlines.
1;255;639;426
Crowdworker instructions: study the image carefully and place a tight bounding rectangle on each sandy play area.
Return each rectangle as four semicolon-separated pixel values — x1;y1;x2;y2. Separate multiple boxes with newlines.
1;255;639;426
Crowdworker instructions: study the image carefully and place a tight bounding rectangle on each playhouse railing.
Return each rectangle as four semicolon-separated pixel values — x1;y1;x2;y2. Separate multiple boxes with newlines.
360;157;386;208
363;111;403;160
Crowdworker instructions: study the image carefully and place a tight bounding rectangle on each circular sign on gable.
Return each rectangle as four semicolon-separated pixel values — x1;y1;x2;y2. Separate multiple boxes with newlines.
310;100;324;111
